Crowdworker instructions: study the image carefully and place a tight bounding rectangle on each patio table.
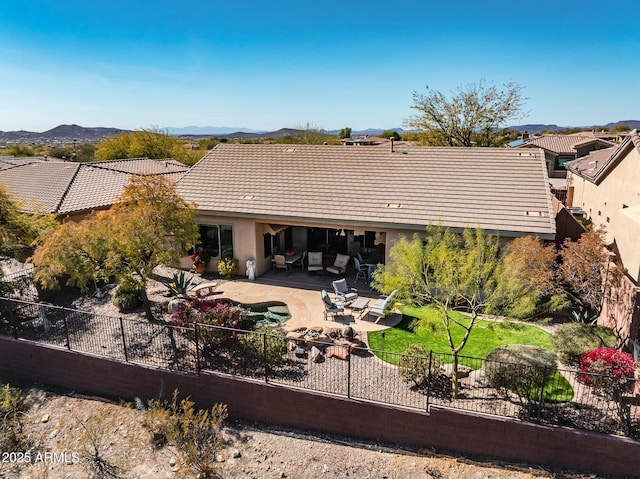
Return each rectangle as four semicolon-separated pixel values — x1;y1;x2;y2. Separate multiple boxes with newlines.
348;297;370;320
271;252;303;272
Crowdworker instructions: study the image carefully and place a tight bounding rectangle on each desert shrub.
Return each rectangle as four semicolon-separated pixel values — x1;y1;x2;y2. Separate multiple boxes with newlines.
485;345;564;417
551;323;616;366
113;276;144;311
398;344;451;398
0;384;27;452
75;407;124;479
165;271;195;297
144;390;227;479
238;327;288;368
217;257;238;279
579;347;637;435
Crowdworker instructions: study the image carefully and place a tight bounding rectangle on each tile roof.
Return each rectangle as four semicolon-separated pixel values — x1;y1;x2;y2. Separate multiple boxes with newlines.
0;157;188;215
566;129;640;184
515;135;613;155
0;162;80;213
177;144;556;238
90;158;188;175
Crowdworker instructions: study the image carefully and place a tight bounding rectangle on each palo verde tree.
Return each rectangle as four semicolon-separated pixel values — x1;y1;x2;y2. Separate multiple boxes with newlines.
33;176;198;320
404;79;527;147
372;224;501;398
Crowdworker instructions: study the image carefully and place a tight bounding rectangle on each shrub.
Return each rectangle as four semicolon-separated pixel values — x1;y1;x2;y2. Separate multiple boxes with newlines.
551;323;616;366
0;383;26;452
485;345;561;416
165;271;195;297
144;390;227;479
217;257;238;279
579;347;636;397
238;327;288;368
113;276;144;311
398;345;451;397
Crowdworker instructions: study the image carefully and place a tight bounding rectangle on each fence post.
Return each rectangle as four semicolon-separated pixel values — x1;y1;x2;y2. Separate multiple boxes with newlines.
61;308;71;350
119;316;129;362
263;332;269;383
426;350;433;412
9;307;18;340
347;347;352;399
194;323;201;374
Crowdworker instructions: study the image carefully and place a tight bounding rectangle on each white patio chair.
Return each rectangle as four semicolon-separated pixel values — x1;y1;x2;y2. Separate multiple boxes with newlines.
307;252;324;273
326;253;350;276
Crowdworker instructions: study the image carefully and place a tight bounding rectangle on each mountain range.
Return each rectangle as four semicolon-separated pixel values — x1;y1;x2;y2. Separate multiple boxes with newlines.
1;121;639;144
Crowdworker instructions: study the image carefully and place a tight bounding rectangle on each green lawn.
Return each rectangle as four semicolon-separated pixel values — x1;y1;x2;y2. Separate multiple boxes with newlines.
367;305;553;363
367;305;573;402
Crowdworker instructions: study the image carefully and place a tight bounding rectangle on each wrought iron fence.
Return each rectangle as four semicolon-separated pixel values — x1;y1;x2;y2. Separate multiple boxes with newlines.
1;297;638;437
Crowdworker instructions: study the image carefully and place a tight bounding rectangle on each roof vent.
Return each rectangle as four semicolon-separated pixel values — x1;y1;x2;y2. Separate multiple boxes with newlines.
524;211;544;217
241;195;255;200
385;203;402;208
283;148;296;152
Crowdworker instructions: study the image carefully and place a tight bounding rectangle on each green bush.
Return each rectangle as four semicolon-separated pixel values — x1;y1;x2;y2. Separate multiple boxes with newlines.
484;345;570;416
113;276;144;311
551;323;616;367
217;257;238;279
0;384;26;452
238;327;287;368
398;344;451;398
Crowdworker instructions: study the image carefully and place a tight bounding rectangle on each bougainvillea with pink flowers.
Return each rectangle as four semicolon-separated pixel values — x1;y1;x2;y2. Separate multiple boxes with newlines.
579;347;636;397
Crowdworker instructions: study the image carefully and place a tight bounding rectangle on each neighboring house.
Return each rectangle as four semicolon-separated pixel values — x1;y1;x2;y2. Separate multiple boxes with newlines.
176;143;556;277
565;130;640;284
510;134;614;182
565;131;640;348
0;157;188;220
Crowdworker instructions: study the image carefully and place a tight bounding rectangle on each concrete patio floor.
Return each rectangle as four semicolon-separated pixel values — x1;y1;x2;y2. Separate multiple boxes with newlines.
214;278;401;335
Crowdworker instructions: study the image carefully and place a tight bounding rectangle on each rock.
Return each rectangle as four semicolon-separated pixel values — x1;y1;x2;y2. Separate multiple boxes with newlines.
311;346;324;363
232;449;241;458
286;331;304;340
49;429;59;439
168;297;189;313
442;363;473;378
343;326;354;340
216;453;225;462
322;464;329;473
169;457;177;467
41;414;50;423
468;368;487;387
309;326;324;333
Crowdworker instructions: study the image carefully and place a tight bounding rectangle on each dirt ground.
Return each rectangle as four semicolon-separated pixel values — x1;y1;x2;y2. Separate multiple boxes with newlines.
0;382;608;479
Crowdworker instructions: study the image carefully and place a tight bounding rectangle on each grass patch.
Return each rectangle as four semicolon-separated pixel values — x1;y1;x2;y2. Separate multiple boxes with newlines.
368;305;553;369
541;371;574;402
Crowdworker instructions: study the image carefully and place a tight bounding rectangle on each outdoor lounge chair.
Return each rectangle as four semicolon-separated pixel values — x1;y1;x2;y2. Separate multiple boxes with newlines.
368;290;397;324
321;289;344;320
307;252;324;273
332;278;358;304
326;253;350;276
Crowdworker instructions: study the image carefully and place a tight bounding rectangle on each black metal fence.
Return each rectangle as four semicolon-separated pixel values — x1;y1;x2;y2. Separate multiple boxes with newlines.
1;297;638;438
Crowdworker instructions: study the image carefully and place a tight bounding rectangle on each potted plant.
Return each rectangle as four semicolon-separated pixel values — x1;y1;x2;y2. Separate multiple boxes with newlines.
190;250;210;274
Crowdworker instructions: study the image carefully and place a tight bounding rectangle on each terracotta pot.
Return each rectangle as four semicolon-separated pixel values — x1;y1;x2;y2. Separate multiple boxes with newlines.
194;264;206;274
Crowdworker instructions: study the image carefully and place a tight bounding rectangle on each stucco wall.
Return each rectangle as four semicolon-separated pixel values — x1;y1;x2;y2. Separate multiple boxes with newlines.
568;147;640;282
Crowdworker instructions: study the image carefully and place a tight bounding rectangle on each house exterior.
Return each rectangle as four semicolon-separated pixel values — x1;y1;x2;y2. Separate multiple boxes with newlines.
176;143;556;277
0;157;188;220
565;130;640;284
511;134;614;182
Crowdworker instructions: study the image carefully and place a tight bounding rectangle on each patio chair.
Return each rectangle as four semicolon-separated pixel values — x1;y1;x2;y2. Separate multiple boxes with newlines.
273;254;289;274
326;253;350;276
292;250;307;270
321;289;344;321
368;290;398;324
332;278;358;304
354;257;370;284
307;252;324;273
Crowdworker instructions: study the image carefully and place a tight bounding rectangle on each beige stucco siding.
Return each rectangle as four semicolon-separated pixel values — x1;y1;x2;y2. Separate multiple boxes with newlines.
568;147;640;282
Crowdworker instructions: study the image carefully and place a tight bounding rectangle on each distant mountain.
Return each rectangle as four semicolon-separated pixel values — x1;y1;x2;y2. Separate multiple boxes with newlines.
166;126;265;135
510;120;640;134
0;124;127;143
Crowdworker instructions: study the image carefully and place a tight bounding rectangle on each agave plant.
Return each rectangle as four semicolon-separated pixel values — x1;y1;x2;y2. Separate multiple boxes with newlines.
166;271;195;297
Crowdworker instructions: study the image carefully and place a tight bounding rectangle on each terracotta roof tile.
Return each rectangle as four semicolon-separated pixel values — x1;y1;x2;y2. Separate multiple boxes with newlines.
177;144;556;238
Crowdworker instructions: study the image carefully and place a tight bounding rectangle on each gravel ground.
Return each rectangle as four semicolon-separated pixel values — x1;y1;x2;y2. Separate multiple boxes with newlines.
0;382;603;479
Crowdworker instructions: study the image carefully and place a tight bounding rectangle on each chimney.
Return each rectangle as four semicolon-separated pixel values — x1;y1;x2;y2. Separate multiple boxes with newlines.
522;131;530;140
390;137;395;153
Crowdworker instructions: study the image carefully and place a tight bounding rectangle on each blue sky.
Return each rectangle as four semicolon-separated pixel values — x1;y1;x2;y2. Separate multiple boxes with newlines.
1;0;639;132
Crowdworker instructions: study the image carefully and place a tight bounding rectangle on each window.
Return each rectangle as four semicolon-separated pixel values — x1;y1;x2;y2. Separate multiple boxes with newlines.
196;224;233;259
555;155;573;170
